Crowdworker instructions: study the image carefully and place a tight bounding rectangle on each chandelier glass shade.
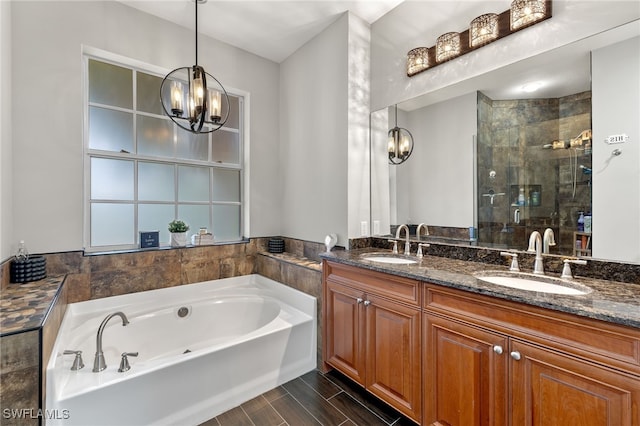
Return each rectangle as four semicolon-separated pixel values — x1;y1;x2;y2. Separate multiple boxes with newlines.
388;105;414;165
160;1;229;133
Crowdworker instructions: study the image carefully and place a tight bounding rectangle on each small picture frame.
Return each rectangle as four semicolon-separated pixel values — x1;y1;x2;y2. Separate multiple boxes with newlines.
139;231;160;249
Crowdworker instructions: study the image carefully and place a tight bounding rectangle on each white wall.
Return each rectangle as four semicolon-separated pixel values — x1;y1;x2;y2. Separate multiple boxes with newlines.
9;1;281;254
0;1;12;260
347;14;372;240
396;92;476;228
592;36;640;263
279;14;350;247
370;1;640;110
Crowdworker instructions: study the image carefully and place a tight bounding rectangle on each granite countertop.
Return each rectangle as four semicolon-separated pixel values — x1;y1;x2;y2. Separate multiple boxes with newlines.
321;249;640;329
0;276;65;336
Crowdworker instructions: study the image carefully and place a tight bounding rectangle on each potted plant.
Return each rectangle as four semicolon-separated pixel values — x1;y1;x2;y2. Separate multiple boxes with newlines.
168;220;189;247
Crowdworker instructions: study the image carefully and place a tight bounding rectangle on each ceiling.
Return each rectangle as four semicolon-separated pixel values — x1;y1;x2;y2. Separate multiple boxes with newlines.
119;0;404;63
117;1;637;108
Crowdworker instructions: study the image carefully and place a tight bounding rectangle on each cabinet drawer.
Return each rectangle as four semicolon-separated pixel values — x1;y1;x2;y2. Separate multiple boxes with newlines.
424;284;640;375
324;261;420;307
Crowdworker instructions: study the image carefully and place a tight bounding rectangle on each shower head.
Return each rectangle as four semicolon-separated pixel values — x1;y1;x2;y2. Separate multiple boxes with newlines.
579;165;592;174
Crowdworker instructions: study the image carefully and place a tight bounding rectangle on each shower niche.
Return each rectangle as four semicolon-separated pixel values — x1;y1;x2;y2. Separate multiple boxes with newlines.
477;91;592;255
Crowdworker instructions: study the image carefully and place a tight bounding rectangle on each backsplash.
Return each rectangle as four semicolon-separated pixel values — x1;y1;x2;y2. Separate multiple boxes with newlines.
349;236;640;284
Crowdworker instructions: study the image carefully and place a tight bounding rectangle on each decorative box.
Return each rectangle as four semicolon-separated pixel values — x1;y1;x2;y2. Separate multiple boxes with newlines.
10;256;47;283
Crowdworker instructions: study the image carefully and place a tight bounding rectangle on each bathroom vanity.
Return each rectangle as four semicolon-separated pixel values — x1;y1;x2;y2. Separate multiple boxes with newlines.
322;251;640;426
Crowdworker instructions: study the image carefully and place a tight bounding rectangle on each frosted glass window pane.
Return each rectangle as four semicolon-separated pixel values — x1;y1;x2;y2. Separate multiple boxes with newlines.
137;72;163;115
89;106;134;152
178;166;210;202
88;59;132;108
212;205;240;241
138;162;175;201
176;131;209;161
137;115;174;158
177;205;210;235
223;95;240;129
91;158;134;200
139;204;174;244
212;169;240;202
91;203;134;246
212;131;240;164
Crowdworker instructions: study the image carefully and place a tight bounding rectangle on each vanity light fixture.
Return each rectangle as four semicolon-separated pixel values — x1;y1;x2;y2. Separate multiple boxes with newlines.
511;0;548;31
160;0;229;134
388;105;414;165
407;47;430;76
436;32;461;63
407;1;551;77
470;13;499;48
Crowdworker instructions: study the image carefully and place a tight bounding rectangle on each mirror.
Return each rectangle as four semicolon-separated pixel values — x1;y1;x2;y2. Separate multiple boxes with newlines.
371;20;640;264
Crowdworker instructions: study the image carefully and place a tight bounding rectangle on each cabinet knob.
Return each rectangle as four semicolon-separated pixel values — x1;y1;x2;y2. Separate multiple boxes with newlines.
356;298;363;304
493;345;503;355
510;351;521;361
363;300;371;306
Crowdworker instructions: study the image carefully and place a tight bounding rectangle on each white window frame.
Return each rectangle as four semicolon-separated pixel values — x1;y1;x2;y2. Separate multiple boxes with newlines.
82;46;250;252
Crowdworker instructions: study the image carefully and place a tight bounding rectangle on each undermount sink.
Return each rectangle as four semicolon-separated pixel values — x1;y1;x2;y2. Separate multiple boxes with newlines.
361;253;418;265
474;271;592;295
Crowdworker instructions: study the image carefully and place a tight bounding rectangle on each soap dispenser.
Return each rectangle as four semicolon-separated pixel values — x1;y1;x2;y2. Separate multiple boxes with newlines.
518;187;525;206
577;212;585;232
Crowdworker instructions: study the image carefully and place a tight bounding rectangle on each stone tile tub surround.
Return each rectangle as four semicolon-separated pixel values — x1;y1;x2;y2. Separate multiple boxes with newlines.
0;237;324;423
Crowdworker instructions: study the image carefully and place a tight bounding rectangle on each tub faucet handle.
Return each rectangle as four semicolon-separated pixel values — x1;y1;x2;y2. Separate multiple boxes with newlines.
63;350;85;371
118;352;139;373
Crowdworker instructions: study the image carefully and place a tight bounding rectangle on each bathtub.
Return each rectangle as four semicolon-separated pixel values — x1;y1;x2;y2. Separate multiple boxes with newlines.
46;274;316;426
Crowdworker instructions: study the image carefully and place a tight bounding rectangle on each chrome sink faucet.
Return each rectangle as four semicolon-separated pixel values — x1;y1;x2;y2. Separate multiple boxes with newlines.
93;312;129;372
527;231;544;275
395;224;411;255
543;228;556;254
416;223;429;239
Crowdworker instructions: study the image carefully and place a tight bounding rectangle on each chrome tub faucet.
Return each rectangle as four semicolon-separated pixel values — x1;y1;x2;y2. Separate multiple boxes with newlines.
93;312;129;372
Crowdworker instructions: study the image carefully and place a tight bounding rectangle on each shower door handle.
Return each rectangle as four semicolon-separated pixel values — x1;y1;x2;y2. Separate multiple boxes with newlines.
514;209;520;224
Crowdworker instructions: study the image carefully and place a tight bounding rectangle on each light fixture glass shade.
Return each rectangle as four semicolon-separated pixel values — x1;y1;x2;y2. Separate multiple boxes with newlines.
160;66;229;133
510;0;547;30
407;47;429;76
470;13;499;47
436;32;461;63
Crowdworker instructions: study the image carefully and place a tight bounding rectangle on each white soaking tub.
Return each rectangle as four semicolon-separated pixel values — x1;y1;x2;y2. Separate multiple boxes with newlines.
46;274;317;426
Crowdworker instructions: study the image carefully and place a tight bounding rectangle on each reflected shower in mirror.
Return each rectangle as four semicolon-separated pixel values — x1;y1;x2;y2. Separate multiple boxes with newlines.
476;91;592;256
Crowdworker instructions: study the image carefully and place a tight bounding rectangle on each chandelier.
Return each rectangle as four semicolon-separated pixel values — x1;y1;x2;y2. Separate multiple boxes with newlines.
160;0;229;133
388;105;414;165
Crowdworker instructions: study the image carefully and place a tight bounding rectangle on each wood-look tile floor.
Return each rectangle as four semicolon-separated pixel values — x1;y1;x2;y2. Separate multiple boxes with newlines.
200;369;415;426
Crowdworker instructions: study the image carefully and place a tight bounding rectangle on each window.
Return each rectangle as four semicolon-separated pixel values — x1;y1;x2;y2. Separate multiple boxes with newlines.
84;53;244;251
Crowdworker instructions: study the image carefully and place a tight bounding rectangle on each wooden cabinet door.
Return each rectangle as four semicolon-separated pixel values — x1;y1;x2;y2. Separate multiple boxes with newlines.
324;280;366;385
424;313;508;426
365;294;422;422
510;339;640;426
